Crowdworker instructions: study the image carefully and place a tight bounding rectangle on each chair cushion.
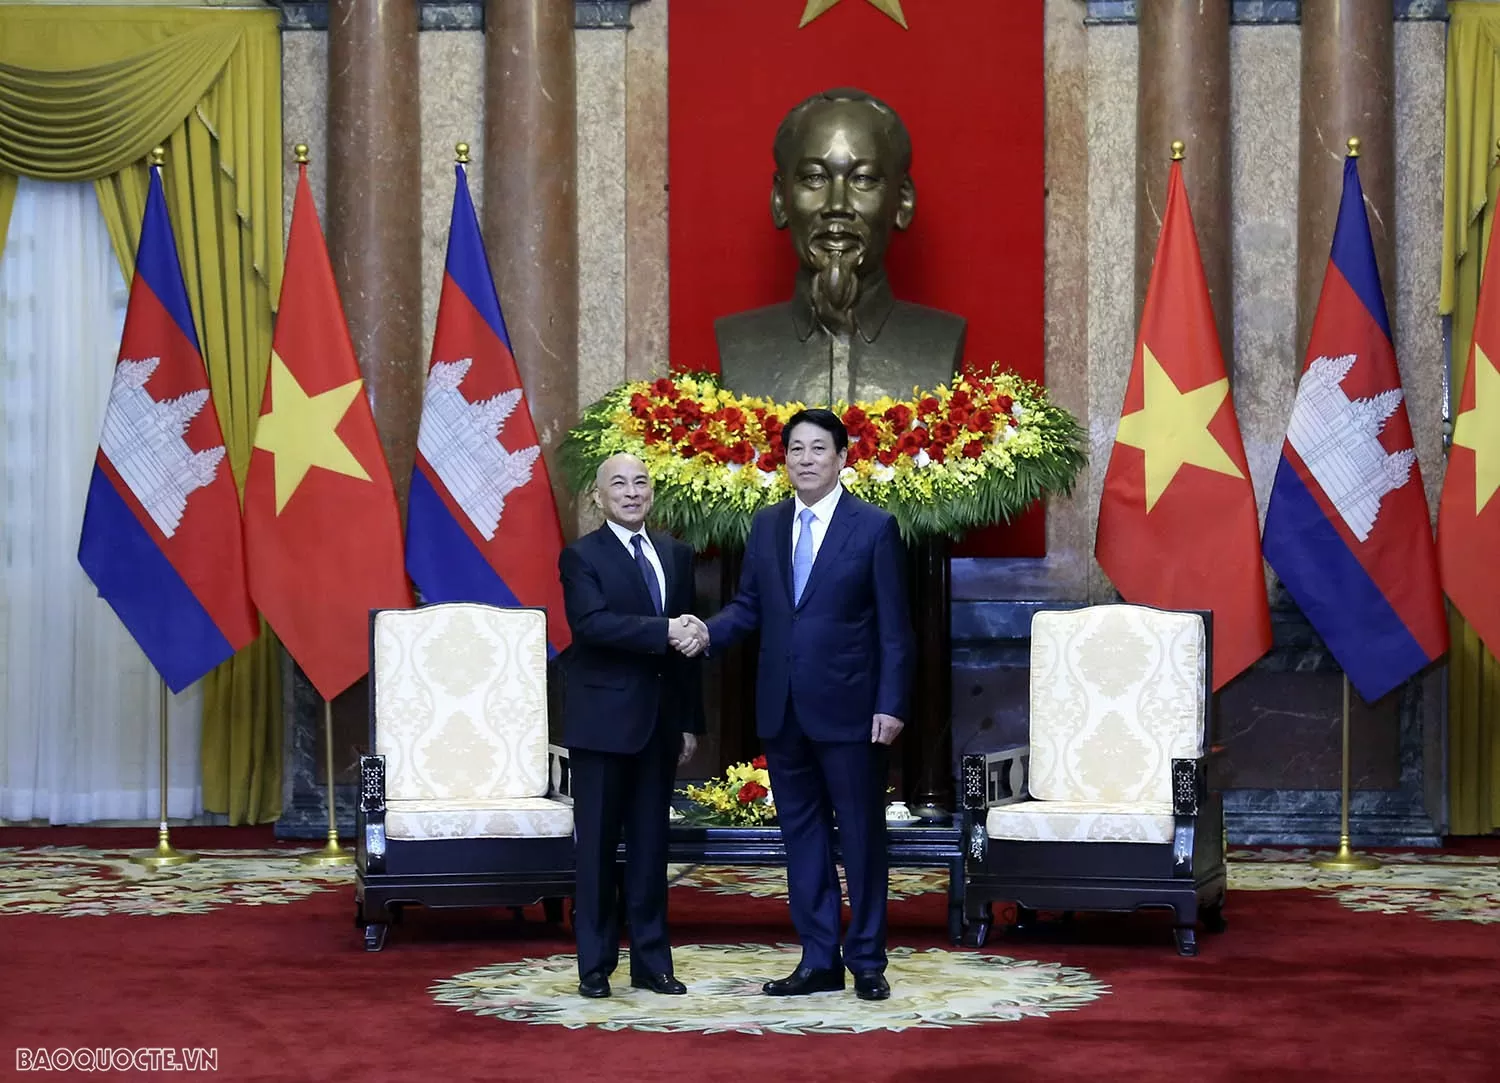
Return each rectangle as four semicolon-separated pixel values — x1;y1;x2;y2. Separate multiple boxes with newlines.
385;797;574;840
986;800;1175;844
1028;606;1205;805
373;604;550;802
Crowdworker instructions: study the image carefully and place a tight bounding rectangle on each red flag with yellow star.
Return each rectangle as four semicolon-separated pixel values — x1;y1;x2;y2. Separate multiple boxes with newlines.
242;163;413;700
1095;160;1271;689
1438;214;1500;659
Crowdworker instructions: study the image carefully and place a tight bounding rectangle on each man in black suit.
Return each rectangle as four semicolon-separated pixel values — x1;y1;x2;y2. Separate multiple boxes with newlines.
558;453;706;999
701;409;914;1001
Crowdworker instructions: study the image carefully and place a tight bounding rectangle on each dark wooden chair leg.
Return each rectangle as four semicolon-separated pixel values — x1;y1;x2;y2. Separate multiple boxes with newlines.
1173;925;1198;956
1201;899;1227;933
543;897;565;925
962;898;992;948
364;923;388;952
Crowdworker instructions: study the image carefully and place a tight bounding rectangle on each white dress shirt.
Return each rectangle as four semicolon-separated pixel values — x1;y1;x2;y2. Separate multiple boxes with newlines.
791;484;843;569
606;519;667;608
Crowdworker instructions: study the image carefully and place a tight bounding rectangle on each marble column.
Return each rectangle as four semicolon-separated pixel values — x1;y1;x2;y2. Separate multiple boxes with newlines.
484;0;580;527
1136;0;1232;356
1297;0;1395;360
326;0;424;507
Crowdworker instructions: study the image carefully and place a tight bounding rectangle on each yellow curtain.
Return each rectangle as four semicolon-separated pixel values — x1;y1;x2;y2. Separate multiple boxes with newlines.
0;5;284;823
1440;2;1500;836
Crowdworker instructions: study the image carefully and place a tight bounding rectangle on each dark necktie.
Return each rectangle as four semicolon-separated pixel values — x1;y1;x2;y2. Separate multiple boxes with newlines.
631;534;663;614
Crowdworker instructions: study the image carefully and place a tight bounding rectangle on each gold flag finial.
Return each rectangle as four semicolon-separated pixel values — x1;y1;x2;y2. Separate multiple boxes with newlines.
1170;140;1185;161
456;142;471;164
1346;136;1361;158
149;146;165;167
294;143;310;164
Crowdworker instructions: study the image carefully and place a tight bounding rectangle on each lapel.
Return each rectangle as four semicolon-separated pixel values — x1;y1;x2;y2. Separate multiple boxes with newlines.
775;499;796;609
594;525;656;615
795;491;857;611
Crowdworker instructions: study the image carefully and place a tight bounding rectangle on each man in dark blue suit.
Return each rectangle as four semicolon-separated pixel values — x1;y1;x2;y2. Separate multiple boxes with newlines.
702;408;914;1001
559;453;705;1000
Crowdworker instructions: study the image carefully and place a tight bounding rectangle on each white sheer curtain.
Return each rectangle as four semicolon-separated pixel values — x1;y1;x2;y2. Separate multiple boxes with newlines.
0;177;204;824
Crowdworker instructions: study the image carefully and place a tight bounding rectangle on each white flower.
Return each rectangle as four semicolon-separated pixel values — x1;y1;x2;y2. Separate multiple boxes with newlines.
757;467;779;487
726;461;743;473
912;449;932;468
839;467;857;483
873;464;895;483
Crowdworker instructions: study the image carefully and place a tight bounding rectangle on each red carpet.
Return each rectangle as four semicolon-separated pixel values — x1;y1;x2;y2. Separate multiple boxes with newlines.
1;828;1495;1082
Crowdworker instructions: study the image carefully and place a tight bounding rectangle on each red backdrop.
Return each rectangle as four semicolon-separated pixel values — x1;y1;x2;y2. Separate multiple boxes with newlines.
667;0;1047;555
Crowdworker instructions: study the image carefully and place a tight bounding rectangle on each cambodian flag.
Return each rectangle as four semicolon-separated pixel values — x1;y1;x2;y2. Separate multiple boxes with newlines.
405;162;572;654
1262;154;1446;703
78;163;259;691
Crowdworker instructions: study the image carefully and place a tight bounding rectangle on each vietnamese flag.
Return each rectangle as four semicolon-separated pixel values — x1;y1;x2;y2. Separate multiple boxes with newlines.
1438;212;1500;659
243;161;413;700
1095;158;1271;689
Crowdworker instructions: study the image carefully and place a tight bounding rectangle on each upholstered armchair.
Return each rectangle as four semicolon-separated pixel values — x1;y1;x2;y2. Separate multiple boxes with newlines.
355;603;574;951
960;604;1226;956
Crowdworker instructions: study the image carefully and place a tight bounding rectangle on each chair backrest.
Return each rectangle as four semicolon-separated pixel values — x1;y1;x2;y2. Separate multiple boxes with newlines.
1027;605;1206;805
371;603;550;802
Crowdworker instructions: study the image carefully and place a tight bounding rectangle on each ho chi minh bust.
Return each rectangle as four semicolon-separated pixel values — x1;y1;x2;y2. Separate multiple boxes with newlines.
715;87;965;407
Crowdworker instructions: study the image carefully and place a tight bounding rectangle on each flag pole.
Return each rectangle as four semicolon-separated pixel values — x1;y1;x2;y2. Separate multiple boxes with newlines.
130;678;198;867
301;699;353;865
1311;673;1380;871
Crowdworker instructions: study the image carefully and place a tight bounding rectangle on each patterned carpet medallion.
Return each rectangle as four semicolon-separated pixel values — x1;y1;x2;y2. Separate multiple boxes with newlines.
429;943;1109;1034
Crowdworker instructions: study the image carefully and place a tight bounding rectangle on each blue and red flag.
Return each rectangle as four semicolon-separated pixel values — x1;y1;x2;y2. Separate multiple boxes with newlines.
1262;153;1447;702
405;162;572;654
78;163;259;691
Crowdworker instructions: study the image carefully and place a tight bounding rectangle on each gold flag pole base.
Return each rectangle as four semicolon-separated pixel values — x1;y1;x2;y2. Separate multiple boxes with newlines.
1311;834;1381;872
1309;674;1380;872
131;682;197;867
131;824;199;868
300;699;354;866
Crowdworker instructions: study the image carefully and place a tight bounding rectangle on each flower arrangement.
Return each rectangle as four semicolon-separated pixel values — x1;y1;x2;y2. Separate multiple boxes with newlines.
559;367;1085;551
678;756;776;826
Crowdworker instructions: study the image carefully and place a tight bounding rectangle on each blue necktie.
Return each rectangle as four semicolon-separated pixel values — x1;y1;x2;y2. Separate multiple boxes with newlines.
792;508;816;605
632;534;663;614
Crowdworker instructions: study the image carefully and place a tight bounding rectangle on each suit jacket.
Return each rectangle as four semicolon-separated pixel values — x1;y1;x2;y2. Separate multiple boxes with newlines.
558;525;705;755
707;491;914;742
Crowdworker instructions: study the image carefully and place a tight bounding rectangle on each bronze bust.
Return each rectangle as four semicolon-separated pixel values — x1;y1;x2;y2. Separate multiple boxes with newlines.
716;87;965;406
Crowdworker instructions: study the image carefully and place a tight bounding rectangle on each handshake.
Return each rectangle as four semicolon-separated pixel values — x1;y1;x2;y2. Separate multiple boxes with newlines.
668;614;709;657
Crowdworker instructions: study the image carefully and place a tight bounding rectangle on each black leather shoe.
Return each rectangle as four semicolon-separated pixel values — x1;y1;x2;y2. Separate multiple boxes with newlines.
630;972;687;995
762;966;845;996
853;971;890;1001
578;971;611;998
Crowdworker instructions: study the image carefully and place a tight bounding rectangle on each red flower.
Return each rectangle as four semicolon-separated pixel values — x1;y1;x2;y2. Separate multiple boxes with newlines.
669;424;688;442
630;392;654;418
689;429;716;451
949;406;971;427
916;396;941;417
751;755;768;769
642;430;660;445
994;394;1014;414
949;388;974;411
968;410;994;433
843;405;868;428
652;404;676;423
679;444;697;458
883;404;913;430
928;444;947;464
876;448;899;467
651;377;679;399
719;406;746;431
730;440;756;465
677;399;705;422
738;781;768;804
712;445;732;463
962;440;985;460
756;451;780;472
932;420;959;444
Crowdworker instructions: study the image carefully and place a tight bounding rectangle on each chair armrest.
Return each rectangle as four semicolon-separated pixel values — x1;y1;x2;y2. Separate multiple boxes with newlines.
961;745;1030;811
1171;757;1205;817
548;744;573;806
357;755;387;874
